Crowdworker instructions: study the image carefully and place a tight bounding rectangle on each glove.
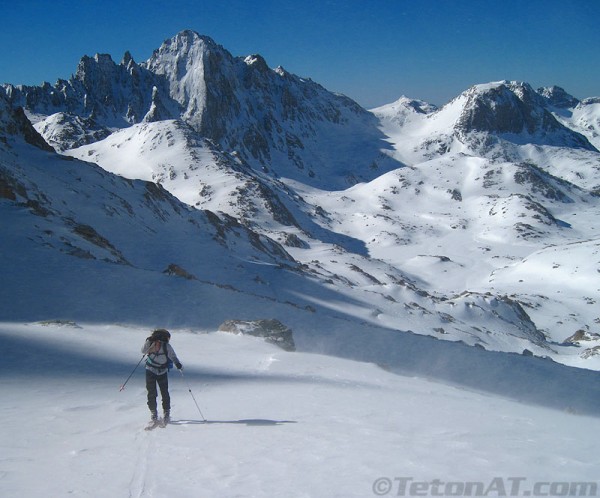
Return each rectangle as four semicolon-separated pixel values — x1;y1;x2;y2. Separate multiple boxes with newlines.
146;336;153;342
175;362;183;370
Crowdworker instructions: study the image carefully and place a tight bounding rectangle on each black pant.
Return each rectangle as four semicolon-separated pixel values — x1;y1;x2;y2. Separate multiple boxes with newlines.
146;369;170;413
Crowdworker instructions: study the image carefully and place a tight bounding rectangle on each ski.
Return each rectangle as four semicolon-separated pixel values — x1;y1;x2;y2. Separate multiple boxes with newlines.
145;418;168;430
145;420;160;431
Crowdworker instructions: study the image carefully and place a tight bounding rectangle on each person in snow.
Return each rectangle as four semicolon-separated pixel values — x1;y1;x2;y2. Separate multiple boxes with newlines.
142;328;182;422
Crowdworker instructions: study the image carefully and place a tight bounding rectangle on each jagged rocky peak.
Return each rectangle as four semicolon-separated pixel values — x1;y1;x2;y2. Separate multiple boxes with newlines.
144;30;227;73
121;50;135;67
244;54;270;72
75;53;119;84
1;29;395;187
142;30;234;131
537;85;580;108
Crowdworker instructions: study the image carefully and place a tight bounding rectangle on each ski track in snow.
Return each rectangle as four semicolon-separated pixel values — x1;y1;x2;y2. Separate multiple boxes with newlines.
129;431;151;498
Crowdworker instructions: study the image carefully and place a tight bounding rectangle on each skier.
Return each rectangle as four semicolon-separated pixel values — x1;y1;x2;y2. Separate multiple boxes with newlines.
142;328;182;424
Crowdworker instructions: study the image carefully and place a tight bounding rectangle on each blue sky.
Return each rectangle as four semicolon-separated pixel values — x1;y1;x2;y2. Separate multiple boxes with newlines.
2;0;599;108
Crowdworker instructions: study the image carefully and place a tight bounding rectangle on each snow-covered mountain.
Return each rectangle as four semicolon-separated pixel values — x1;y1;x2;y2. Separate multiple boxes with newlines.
4;30;395;189
374;81;598;165
2;32;600;371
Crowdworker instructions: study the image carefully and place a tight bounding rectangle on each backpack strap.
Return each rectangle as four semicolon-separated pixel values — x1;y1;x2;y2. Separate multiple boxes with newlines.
165;341;174;370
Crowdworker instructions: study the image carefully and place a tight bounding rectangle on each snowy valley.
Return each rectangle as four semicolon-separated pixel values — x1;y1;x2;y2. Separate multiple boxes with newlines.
2;30;600;497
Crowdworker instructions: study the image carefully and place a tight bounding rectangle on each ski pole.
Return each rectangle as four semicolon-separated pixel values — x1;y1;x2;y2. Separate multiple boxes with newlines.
119;355;146;391
179;368;207;421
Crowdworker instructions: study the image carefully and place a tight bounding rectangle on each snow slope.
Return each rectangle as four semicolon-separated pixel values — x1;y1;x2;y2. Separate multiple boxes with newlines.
2;321;600;498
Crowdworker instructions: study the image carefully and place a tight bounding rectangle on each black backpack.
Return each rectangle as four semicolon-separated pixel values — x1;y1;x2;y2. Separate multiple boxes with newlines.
145;329;173;370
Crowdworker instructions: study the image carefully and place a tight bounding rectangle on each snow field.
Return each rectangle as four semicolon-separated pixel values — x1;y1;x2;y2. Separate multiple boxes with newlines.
2;322;600;497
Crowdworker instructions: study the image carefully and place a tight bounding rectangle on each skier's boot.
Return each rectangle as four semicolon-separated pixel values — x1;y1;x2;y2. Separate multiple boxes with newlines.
150;410;158;422
163;410;171;424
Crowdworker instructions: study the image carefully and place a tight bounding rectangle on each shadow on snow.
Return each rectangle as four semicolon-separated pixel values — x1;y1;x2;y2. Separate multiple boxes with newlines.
169;419;297;426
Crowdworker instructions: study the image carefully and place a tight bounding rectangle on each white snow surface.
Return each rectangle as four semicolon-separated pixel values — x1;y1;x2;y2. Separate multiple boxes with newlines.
2;321;600;498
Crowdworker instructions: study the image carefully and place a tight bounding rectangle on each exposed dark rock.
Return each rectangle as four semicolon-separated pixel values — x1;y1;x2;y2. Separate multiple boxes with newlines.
0;94;54;151
281;233;308;249
70;222;129;264
218;319;296;351
537;86;580;108
581;346;600;359
454;82;596;151
513;163;573;203
163;263;197;280
563;329;600;345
